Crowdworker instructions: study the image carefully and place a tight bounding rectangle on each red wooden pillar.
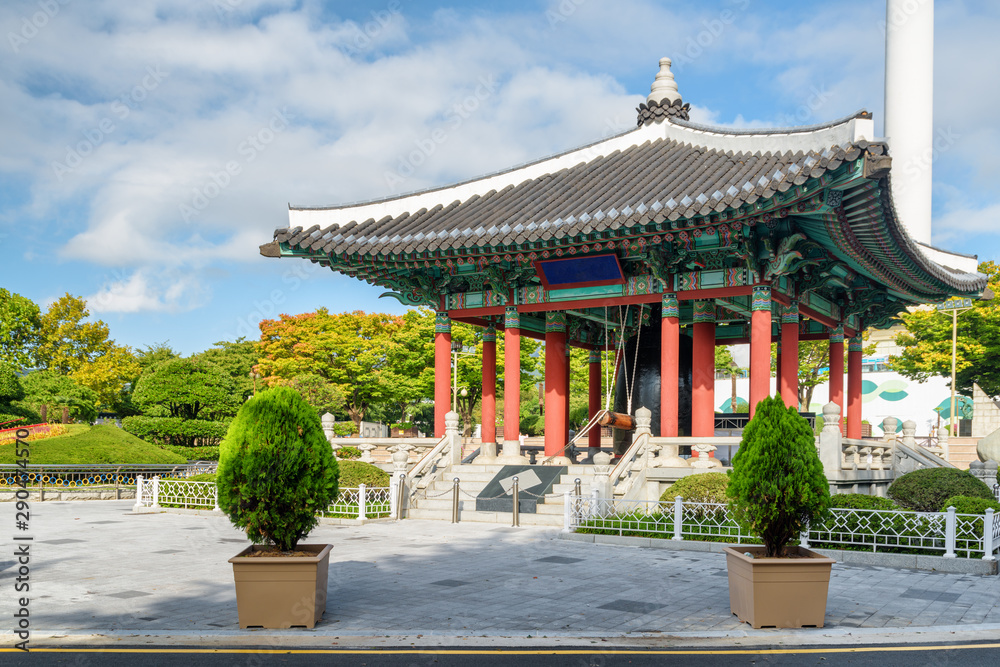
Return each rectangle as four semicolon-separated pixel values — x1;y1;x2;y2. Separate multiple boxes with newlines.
564;344;571;438
503;306;521;444
828;325;845;419
779;301;799;409
749;286;772;417
588;349;602;449
691;300;716;438
847;334;863;439
481;325;497;445
434;312;452;438
660;293;680;437
544;313;568;456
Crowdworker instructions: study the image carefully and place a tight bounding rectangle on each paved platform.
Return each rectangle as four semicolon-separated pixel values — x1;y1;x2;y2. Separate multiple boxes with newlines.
3;500;1000;648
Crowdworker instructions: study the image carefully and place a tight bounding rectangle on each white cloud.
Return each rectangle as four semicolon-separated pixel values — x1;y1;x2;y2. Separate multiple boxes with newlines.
85;269;210;313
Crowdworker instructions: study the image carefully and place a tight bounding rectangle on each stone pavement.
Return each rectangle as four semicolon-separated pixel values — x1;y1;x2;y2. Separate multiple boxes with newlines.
3;500;1000;647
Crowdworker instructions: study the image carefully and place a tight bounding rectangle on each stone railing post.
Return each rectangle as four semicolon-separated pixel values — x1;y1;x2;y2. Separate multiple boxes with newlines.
939;430;950;463
322;412;335;444
901;420;916;447
881;416;898;444
592;451;612;499
358;483;367;521
390;444;411;475
390;473;406;520
819;402;844;472
359;443;377;463
446;411;462;465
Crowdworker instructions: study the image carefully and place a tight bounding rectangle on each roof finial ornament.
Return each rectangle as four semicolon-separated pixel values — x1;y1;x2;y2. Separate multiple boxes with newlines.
647;57;681;105
637;57;690;126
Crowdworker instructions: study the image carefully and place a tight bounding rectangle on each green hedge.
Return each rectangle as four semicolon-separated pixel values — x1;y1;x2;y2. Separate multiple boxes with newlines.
0;425;187;464
828;493;899;511
338;460;390;487
159;445;220;461
659;472;729;504
888;468;995;511
122;415;229;447
336;446;361;460
941;495;1000;514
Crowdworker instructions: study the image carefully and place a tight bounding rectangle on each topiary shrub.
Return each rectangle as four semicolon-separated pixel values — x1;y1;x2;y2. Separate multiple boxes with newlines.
337;461;390;488
887;468;994;512
336;446;361;460
828;493;898;511
940;495;1000;515
659;472;729;504
217;386;339;551
727;395;831;557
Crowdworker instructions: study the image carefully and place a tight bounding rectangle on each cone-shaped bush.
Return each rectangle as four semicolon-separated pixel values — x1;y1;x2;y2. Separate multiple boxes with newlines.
726;396;830;557
217;386;338;551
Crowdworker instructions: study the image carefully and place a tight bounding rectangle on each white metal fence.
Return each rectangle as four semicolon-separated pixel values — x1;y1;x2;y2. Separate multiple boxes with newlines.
134;476;391;519
567;495;1000;561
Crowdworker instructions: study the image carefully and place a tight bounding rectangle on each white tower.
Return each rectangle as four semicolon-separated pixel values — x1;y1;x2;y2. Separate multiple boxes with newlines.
884;0;934;246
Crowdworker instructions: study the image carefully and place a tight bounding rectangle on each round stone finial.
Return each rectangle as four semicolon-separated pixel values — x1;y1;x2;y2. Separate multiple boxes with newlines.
647;57;681;105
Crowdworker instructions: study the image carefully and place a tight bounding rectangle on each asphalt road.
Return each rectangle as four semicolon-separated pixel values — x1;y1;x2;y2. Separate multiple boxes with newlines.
3;643;999;666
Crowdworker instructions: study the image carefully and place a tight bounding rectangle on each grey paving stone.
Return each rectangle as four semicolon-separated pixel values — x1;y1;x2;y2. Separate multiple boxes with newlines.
597;600;666;614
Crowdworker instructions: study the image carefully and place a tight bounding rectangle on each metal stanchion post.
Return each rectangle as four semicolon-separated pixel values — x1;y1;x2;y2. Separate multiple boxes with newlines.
512;476;520;527
452;477;460;523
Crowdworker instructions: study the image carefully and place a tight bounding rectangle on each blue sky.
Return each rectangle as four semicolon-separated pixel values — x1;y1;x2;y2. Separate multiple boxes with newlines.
1;0;998;356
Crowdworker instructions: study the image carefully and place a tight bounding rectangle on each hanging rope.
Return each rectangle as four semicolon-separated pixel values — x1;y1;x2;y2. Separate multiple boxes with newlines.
627;303;644;414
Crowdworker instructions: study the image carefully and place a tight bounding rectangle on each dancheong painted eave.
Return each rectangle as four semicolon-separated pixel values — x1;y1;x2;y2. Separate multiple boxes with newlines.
263;53;987;329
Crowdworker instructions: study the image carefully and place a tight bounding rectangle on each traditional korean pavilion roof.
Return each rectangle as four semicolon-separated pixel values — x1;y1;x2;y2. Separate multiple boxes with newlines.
264;58;987;339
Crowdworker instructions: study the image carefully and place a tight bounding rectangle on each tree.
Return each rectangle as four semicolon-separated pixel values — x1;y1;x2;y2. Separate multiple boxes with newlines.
258;309;407;426
893;261;1000;398
217;386;338;551
18;370;98;423
0;363;42;427
71;345;141;413
196;338;260;404
34;294;113;373
726;395;830;557
132;357;238;421
137;342;180;371
123;357;238;448
0;289;41;371
281;373;346;417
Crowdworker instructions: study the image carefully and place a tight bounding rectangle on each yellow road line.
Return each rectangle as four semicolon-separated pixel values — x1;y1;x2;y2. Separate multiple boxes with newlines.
5;643;1000;655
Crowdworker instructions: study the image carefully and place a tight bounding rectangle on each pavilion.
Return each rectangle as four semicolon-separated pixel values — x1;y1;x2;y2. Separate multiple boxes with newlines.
261;58;987;464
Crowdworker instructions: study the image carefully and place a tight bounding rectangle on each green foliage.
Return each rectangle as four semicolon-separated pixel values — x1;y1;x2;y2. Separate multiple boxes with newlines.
164;473;218;482
0;406;44;429
18;370;98;423
34;294;113;374
887;468;995;511
133;357;238;420
195;338;260;405
281;373;345;417
829;493;899;511
0;363;25;402
337;460;390;487
941;495;1000;514
158;445;220;461
332;422;356;437
659;472;730;504
893;260;1000;397
336;446;361;460
216;387;339;551
122;415;229;447
0;425;187;464
0;289;41;370
726;395;830;557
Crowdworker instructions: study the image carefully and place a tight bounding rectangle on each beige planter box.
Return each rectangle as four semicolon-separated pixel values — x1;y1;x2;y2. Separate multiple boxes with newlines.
229;544;332;629
723;545;835;629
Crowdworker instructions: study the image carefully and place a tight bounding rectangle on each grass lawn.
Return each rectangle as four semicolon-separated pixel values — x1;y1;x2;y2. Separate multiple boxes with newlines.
0;425;187;465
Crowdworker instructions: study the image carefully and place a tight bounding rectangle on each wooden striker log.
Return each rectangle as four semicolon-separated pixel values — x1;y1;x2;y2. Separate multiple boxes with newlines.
598;411;635;431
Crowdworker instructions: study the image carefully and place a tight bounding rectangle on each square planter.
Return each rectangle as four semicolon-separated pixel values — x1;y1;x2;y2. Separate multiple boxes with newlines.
723;545;835;629
229;543;332;629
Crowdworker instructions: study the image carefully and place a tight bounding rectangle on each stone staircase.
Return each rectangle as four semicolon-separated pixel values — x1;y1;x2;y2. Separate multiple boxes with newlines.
406;463;600;526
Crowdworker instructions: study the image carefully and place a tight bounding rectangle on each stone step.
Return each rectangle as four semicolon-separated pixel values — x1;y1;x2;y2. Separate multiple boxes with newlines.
405;506;564;526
